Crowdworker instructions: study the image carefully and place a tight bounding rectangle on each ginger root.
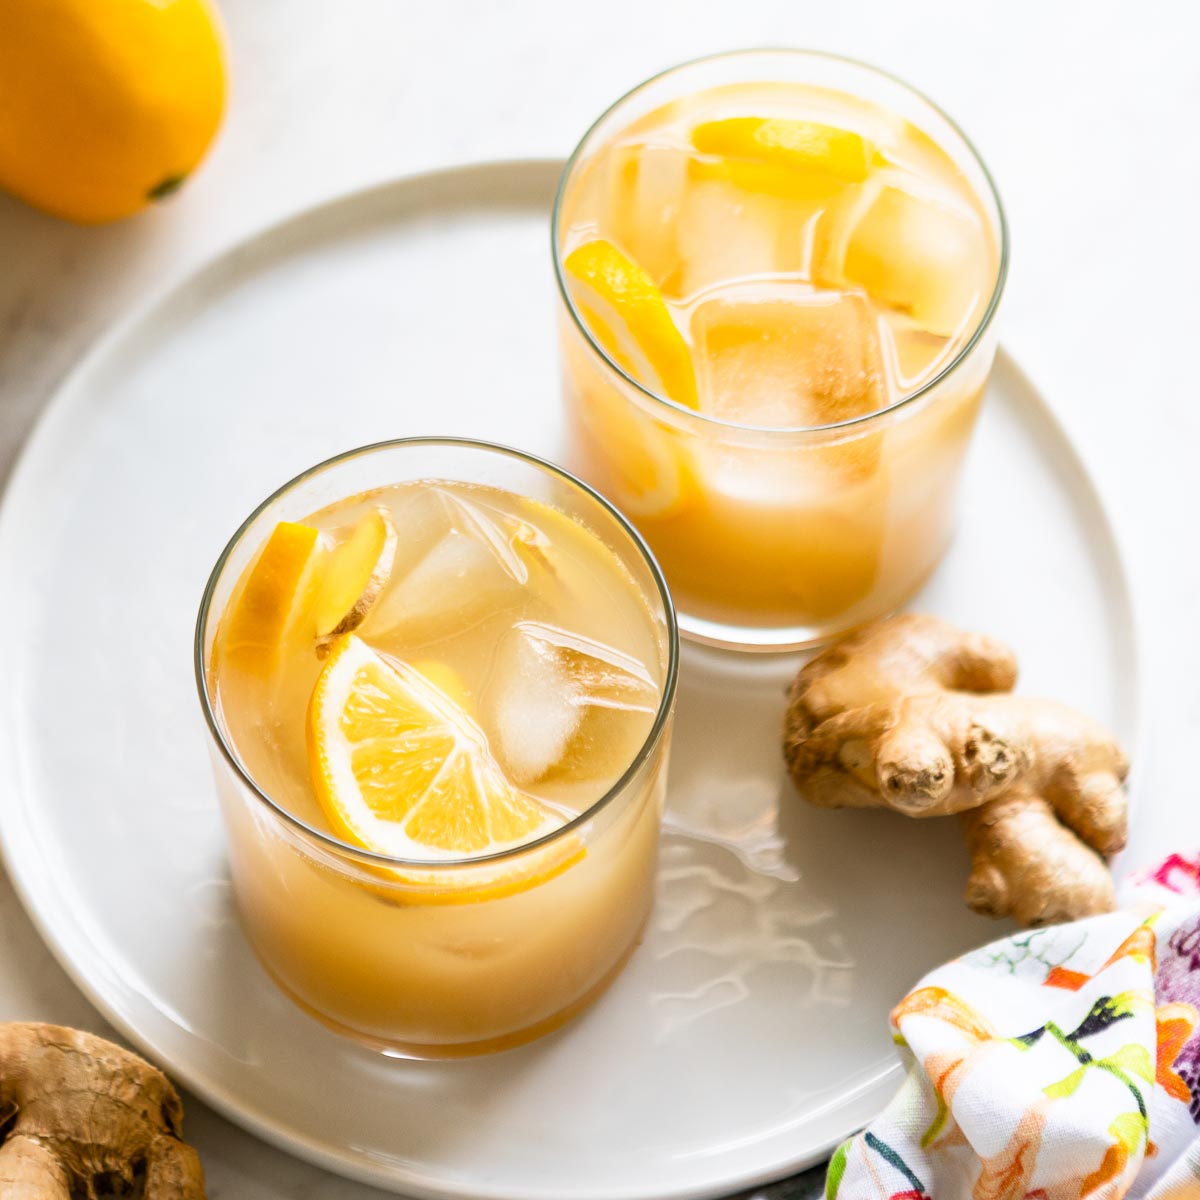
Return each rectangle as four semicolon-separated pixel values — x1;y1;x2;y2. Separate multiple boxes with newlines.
0;1022;205;1199
784;614;1129;926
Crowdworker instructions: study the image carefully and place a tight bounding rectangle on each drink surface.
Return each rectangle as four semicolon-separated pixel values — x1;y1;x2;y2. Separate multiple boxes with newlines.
560;79;1000;427
212;479;666;862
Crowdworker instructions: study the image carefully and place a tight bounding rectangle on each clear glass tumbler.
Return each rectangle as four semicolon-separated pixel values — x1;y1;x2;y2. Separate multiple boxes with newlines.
553;50;1008;650
195;438;678;1057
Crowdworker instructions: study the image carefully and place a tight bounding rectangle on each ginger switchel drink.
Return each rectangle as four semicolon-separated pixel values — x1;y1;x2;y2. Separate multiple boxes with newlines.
554;52;1006;649
197;442;677;1056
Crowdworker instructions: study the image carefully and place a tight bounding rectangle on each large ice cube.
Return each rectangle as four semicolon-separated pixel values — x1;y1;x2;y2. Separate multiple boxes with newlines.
489;621;658;785
605;142;691;293
690;280;886;427
674;176;792;300
365;489;538;640
437;488;541;584
832;175;991;338
878;309;955;393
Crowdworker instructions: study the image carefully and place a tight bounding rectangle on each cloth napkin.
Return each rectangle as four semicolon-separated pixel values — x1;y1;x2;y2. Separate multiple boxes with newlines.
828;853;1200;1200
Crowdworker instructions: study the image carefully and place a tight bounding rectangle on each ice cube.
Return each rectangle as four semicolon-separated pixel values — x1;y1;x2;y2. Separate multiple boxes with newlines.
674;176;791;300
831;175;990;338
490;622;658;785
436;489;536;586
690;280;885;427
605;142;691;293
366;530;517;640
365;489;536;640
878;309;955;392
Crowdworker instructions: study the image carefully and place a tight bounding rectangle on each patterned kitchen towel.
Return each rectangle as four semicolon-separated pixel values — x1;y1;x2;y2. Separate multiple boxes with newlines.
828;853;1200;1200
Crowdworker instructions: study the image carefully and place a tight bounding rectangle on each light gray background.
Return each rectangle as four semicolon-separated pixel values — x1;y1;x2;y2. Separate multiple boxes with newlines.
0;2;1190;1196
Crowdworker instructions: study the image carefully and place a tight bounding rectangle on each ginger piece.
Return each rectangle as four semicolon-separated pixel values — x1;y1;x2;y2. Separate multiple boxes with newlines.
0;1022;205;1199
783;614;1129;926
960;787;1118;927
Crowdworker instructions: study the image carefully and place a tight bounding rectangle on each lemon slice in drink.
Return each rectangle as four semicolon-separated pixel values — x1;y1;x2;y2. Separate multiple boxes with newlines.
219;521;325;680
691;117;872;184
218;508;396;682
307;634;564;860
563;238;697;409
573;380;700;520
313;506;397;639
563;239;699;518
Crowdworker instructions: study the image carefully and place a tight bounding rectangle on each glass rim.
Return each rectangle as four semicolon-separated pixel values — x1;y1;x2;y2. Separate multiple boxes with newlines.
550;46;1010;437
194;435;680;871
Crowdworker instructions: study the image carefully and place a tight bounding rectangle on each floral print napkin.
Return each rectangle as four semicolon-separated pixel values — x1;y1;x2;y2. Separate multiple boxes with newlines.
828;853;1200;1200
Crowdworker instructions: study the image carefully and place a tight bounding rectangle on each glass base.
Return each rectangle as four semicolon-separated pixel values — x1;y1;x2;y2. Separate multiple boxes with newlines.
251;925;646;1059
678;610;848;653
675;553;948;652
678;605;913;653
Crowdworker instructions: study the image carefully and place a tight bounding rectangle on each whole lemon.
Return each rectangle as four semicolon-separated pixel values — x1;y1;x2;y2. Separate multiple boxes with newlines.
0;0;227;224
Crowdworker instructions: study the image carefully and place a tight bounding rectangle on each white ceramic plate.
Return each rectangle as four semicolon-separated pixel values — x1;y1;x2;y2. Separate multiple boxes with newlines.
0;160;1137;1200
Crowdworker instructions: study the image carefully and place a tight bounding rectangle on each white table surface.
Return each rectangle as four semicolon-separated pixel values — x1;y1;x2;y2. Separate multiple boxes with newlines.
0;2;1193;1196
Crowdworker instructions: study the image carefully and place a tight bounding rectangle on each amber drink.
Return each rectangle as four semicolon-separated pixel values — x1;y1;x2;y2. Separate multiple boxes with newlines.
554;51;1006;648
196;440;677;1056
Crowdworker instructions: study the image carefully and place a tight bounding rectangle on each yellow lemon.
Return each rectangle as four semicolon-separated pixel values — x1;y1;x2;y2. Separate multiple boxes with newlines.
218;521;324;682
0;0;227;223
218;510;396;681
307;635;564;861
563;238;698;409
312;507;397;639
563;239;702;520
691;117;872;184
572;375;701;520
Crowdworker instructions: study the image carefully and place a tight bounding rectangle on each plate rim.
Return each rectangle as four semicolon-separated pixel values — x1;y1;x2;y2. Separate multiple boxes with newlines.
0;156;1143;1200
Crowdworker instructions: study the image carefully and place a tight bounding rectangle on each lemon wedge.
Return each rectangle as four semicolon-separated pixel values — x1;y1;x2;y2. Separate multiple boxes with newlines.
313;506;397;639
691;117;872;184
563;238;698;409
307;635;563;860
218;508;397;682
573;380;700;520
218;521;324;680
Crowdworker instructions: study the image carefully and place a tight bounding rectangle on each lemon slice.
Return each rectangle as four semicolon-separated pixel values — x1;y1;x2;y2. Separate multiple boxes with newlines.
691;117;872;184
563;238;698;409
218;510;395;680
573;379;699;520
313;506;397;639
685;156;846;202
563;239;700;518
307;635;563;860
218;521;324;680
